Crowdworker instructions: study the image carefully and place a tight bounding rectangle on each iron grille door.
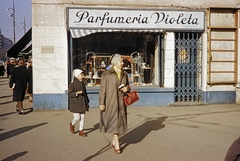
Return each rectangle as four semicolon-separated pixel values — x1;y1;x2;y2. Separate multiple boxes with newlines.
174;32;202;102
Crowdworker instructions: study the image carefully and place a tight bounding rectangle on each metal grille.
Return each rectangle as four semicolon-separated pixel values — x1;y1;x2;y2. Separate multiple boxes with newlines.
174;32;202;102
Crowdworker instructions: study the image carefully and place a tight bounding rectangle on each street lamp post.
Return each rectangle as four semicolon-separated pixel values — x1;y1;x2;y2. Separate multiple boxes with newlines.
7;0;16;43
20;17;26;34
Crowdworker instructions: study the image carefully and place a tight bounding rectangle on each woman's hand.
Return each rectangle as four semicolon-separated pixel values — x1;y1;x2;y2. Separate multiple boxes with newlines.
76;91;83;95
99;105;105;111
121;86;129;93
121;87;127;93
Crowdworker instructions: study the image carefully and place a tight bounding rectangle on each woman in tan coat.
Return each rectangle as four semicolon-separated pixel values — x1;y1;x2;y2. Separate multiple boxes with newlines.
99;54;130;154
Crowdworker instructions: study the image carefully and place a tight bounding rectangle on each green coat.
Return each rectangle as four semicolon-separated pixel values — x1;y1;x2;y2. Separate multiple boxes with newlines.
99;67;129;135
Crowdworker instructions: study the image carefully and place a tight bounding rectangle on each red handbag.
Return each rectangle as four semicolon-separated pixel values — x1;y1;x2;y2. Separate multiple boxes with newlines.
123;90;140;106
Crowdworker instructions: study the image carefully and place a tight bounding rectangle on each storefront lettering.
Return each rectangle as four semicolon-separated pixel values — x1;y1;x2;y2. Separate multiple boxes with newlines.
151;12;199;25
74;10;200;26
75;11;149;26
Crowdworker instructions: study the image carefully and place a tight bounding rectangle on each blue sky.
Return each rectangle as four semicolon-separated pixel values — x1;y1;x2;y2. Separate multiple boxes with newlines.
0;0;32;42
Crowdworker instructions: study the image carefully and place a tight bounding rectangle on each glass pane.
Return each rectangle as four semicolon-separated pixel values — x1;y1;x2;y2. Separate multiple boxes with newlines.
71;32;161;86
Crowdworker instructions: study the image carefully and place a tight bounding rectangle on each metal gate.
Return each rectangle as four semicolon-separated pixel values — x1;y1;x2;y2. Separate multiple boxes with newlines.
174;32;202;102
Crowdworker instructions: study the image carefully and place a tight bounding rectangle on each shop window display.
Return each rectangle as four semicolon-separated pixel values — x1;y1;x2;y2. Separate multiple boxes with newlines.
71;32;161;86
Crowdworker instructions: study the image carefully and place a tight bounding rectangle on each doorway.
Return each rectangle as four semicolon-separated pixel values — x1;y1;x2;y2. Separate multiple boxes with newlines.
174;32;202;102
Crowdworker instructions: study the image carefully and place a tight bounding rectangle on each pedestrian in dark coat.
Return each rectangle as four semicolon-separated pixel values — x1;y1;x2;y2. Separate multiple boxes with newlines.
99;54;130;154
27;60;33;102
68;69;89;137
6;58;15;78
0;63;5;78
9;58;29;114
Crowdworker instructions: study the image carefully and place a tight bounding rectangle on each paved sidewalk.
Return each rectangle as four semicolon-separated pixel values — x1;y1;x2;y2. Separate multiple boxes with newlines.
0;77;240;161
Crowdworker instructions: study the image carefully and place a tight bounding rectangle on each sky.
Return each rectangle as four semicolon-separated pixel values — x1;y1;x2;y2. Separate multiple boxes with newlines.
0;0;32;43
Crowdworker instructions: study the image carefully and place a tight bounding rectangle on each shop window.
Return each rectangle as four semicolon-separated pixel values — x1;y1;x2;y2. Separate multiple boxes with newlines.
70;32;162;87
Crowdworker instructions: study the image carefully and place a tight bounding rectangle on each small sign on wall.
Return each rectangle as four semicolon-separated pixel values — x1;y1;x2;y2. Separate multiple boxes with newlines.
42;46;54;53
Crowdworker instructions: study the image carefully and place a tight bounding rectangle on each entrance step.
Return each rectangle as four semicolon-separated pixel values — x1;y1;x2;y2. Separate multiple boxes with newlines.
170;102;208;107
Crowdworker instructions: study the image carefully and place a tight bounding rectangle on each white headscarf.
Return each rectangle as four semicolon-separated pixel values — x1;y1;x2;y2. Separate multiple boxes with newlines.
111;54;122;65
71;69;83;82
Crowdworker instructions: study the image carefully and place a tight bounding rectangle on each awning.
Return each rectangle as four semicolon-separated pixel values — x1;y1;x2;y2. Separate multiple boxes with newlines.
21;44;32;53
7;28;32;58
70;29;163;38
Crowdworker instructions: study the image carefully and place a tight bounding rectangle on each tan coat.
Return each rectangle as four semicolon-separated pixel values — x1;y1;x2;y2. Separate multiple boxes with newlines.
99;67;129;135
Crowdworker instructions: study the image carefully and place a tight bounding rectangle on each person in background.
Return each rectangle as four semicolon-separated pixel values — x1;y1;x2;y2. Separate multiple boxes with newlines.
68;69;90;137
6;58;16;78
27;57;33;102
0;62;5;78
99;54;130;154
9;58;30;115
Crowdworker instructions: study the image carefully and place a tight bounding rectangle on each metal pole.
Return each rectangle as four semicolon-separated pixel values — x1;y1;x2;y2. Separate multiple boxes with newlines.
13;0;16;43
7;0;16;43
20;17;26;34
24;17;26;34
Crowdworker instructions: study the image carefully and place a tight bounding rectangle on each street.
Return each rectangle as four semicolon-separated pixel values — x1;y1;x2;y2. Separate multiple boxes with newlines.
0;77;240;161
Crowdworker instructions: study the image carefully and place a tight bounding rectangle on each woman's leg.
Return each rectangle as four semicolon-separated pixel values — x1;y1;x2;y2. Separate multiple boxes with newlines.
72;113;80;125
29;94;33;102
17;101;25;114
112;133;121;153
17;101;23;111
79;113;87;137
70;113;80;133
79;113;85;131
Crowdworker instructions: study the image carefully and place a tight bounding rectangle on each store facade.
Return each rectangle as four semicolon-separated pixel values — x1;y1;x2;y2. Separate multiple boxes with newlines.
32;0;239;110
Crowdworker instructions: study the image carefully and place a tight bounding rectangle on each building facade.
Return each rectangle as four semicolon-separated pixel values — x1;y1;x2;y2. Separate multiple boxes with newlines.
0;30;13;60
32;0;240;110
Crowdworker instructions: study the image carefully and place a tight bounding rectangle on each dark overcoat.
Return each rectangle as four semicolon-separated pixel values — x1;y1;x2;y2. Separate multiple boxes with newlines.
99;67;129;135
68;78;89;113
7;63;15;76
27;66;33;94
0;65;5;76
9;65;29;101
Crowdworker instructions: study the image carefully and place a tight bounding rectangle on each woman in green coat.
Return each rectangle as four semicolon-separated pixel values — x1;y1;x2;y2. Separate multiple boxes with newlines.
99;54;130;154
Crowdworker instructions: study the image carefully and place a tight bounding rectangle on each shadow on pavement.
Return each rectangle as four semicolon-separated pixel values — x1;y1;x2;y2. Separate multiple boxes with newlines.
0;95;29;106
82;116;167;161
85;123;100;135
0;82;9;86
0;101;14;106
24;107;33;114
0;95;12;99
120;116;167;151
2;151;28;161
0;112;16;117
0;123;48;142
0;108;33;117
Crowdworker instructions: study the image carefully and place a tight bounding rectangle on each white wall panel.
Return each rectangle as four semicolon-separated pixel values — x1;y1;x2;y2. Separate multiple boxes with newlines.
32;2;68;95
164;32;174;88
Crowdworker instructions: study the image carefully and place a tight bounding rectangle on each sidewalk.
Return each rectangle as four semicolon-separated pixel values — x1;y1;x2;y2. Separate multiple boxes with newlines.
0;77;240;161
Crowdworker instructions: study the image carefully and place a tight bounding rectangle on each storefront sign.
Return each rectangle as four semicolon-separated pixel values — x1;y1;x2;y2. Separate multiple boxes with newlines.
67;8;205;30
41;46;54;54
